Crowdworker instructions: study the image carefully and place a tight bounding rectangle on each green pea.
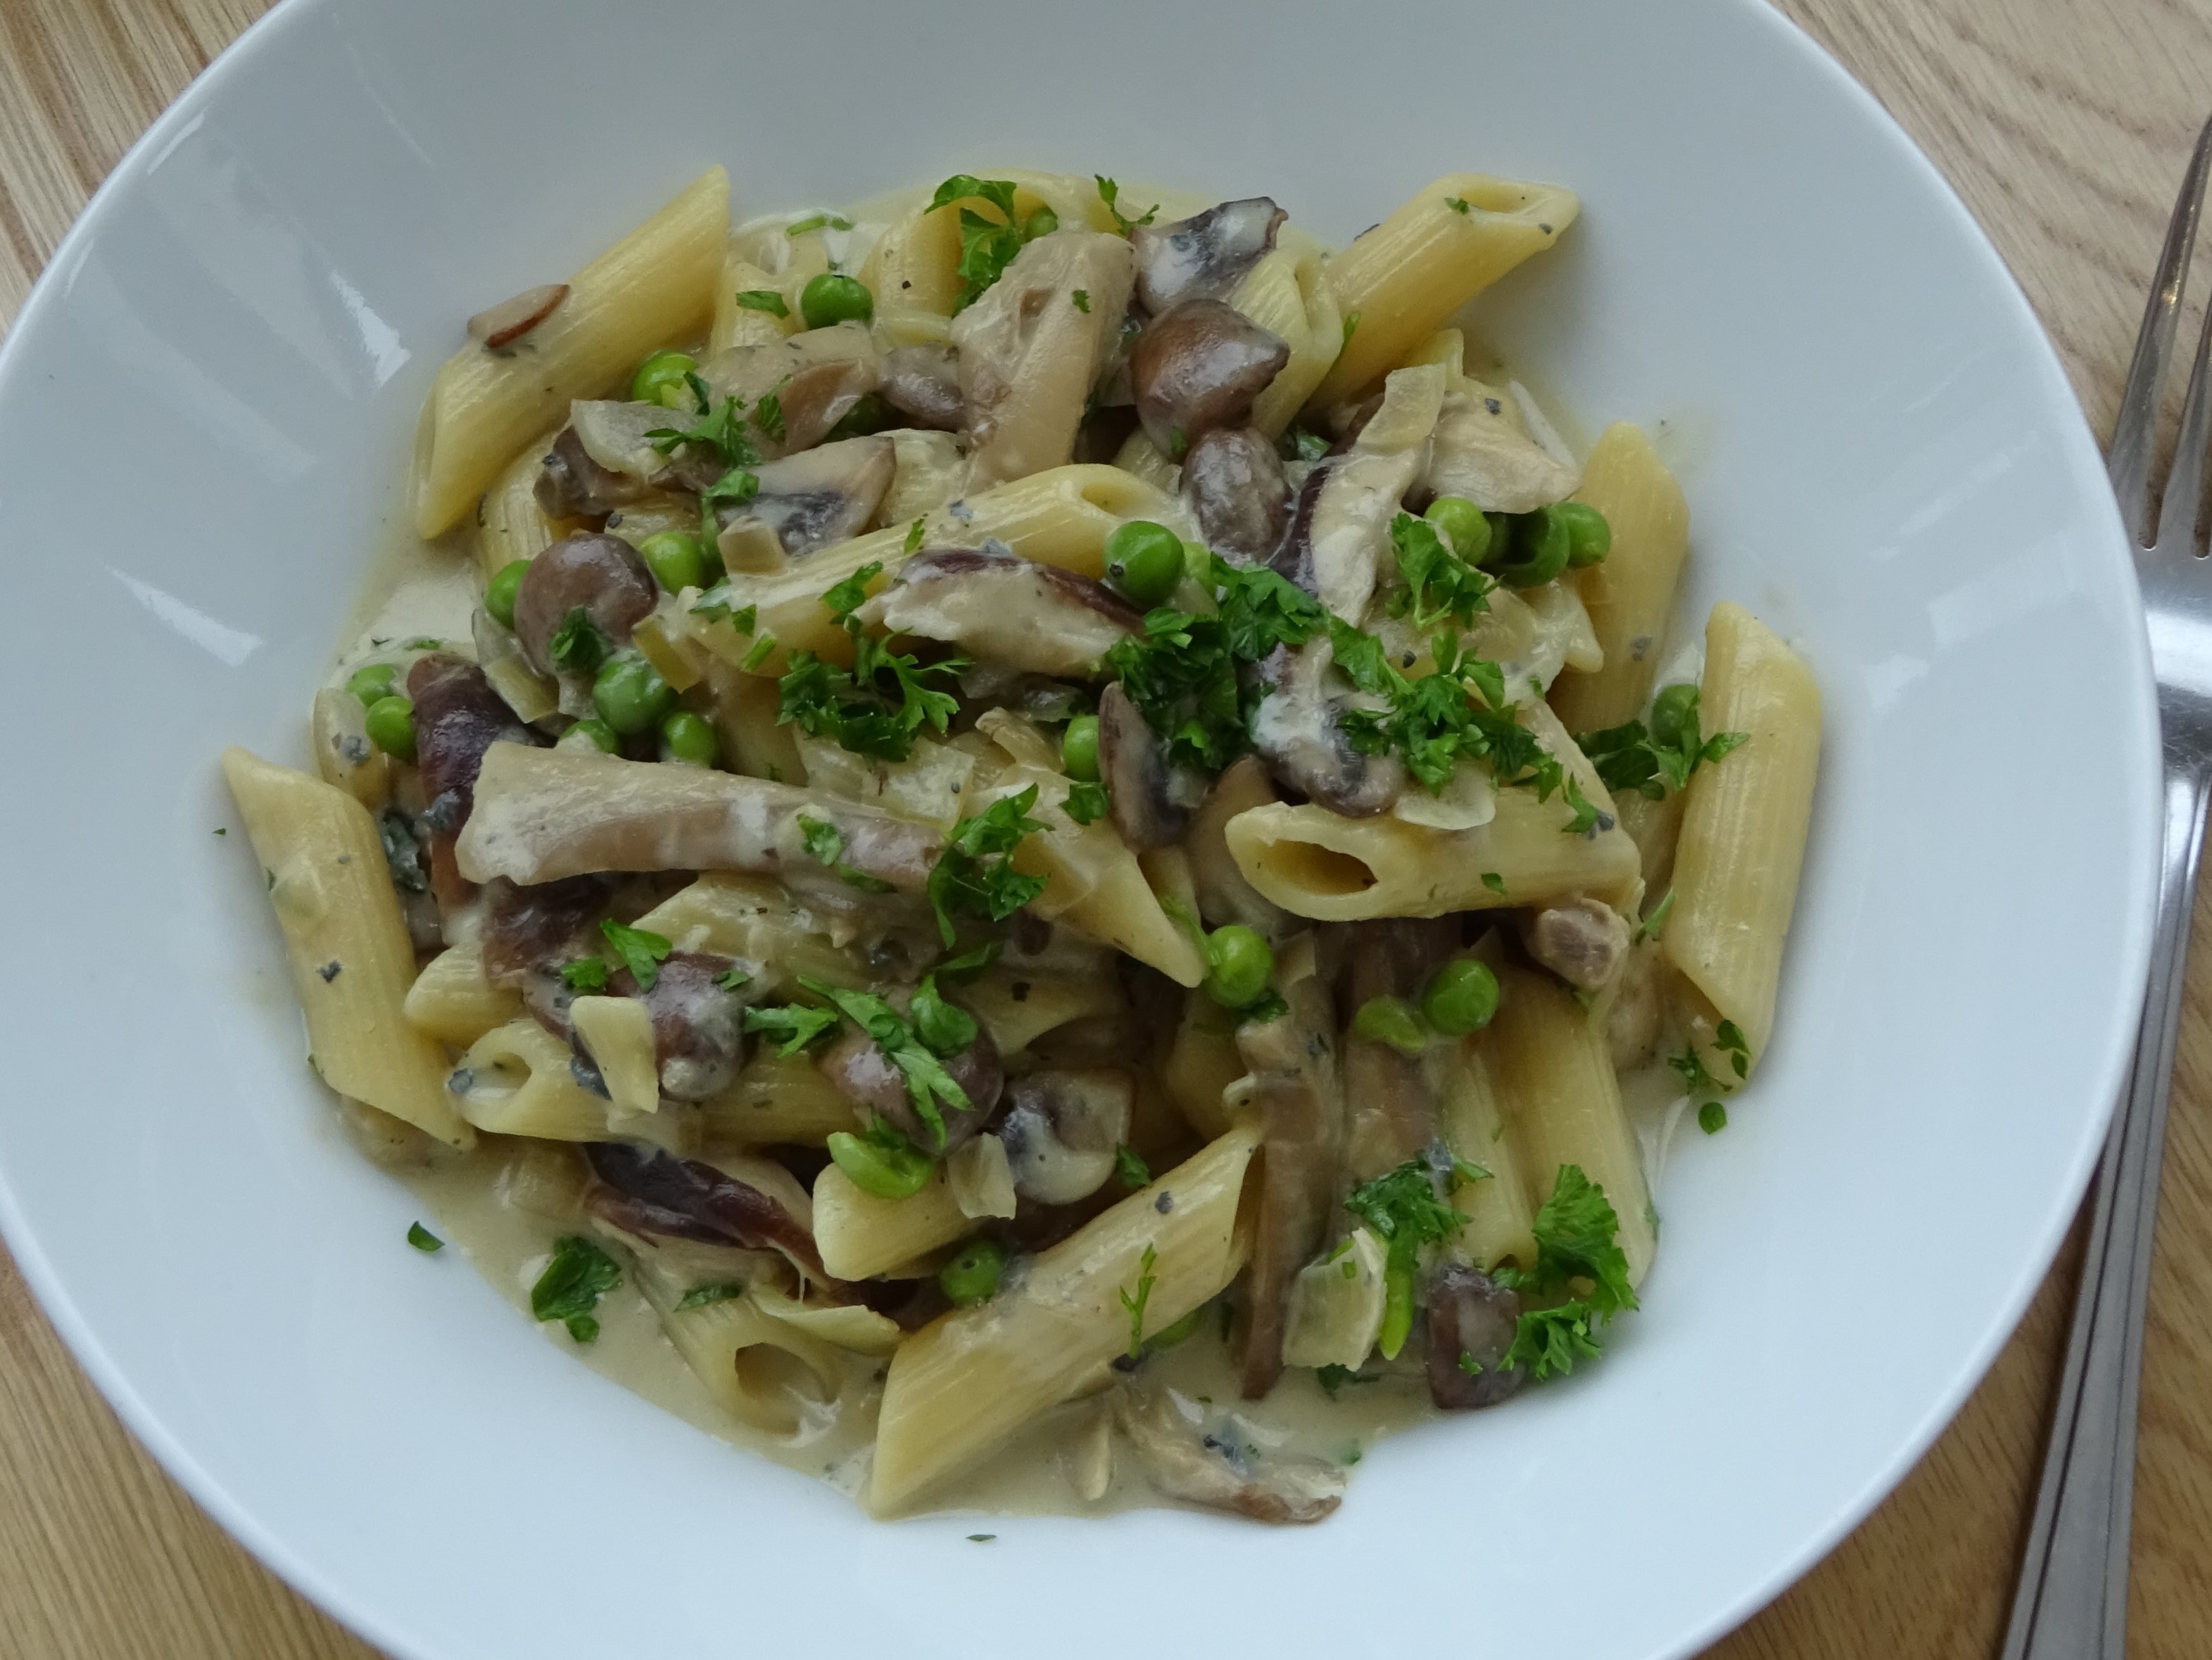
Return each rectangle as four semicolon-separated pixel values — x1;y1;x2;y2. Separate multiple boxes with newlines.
1491;506;1572;588
1203;925;1275;1010
1104;520;1185;608
1353;995;1429;1055
364;695;417;763
1061;714;1101;782
637;530;709;595
800;273;874;329
1024;206;1059;239
346;662;397;707
1553;500;1612;567
1424;495;1491;563
1650;683;1701;749
938;1237;1007;1306
1422;958;1500;1036
592;653;676;736
659;709;721;767
826;1129;932;1200
484;559;531;628
630;348;697;408
557;718;619;755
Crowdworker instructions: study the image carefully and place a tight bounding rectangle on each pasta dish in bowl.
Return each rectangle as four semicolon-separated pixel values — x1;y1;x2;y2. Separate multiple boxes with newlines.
223;164;1818;1521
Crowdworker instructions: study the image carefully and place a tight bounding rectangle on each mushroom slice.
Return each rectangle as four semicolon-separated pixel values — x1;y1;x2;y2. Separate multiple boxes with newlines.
479;874;611;984
1422;386;1580;513
607;949;758;1102
1249;638;1405;817
569;398;685;487
1130;198;1287;314
510;533;657;683
583;1141;831;1285
1424;1263;1524;1409
716;435;895;560
997;1068;1134;1205
1232;955;1345;1399
819;1017;1004;1154
1111;1385;1343;1525
468;282;569;349
535;425;649;520
1275;363;1446;624
1340;920;1457;1179
1130;300;1289;458
406;653;545;906
1519;895;1633;993
695;322;880;460
858;542;1141;677
1280;1226;1388;1371
1098;681;1210;850
879;344;964;431
1180;426;1291;565
456;743;944;893
952;231;1135;489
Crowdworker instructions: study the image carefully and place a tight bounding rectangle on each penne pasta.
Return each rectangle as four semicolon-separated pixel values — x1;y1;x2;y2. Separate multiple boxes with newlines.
1548;424;1693;733
811;1163;974;1281
1232;239;1344;437
401;938;522;1047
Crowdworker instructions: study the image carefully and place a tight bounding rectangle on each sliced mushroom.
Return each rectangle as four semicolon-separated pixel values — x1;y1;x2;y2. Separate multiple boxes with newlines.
1180;426;1291;565
607;949;756;1102
1130;198;1287;314
714;436;895;561
1098;681;1210;850
569;398;688;488
1130;299;1289;458
1112;1384;1343;1525
1519;896;1633;992
858;542;1140;677
1248;638;1404;817
535;425;649;520
879;344;964;431
1424;1263;1524;1410
997;1068;1133;1205
405;653;545;908
457;743;945;891
1422;386;1579;513
1340;920;1456;1180
480;874;610;983
1274;363;1446;624
695;322;880;461
1233;964;1345;1399
818;1013;1003;1153
583;1141;830;1283
468;282;569;349
952;231;1135;489
509;534;657;686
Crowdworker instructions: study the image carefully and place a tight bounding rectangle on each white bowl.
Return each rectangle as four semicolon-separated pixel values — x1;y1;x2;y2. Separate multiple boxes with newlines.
0;0;2154;1656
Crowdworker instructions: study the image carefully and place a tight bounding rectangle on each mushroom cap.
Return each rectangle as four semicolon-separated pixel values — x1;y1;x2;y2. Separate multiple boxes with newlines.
1424;1263;1524;1409
819;1017;1004;1153
1130;298;1289;457
510;533;657;677
1130;197;1287;314
534;425;647;520
863;543;1141;678
1099;681;1210;850
720;436;896;560
608;949;754;1102
879;344;965;432
997;1068;1134;1206
1180;426;1293;566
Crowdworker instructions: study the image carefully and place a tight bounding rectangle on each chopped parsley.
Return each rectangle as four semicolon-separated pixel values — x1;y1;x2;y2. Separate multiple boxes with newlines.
785;212;853;237
1446;196;1472;215
406;1221;443;1252
1342;309;1361;347
1636;888;1675;941
1115;1143;1152;1190
754;384;787;444
600;919;673;992
1095;175;1158;236
1494;1164;1639;1381
1072;288;1092;313
1344;1157;1478;1358
648;389;759;470
713;965;752;992
778;560;964;761
403;636;443;650
689;593;758;633
560;957;609;993
1714;1019;1752;1081
1239;987;1290;1026
1560;776;1609;838
548;607;610;674
742;1001;842;1057
909;972;978;1057
930;175;1028;312
1063;779;1111;824
1281;423;1331;463
1667;1044;1727;1098
1481;872;1508;895
1698;1101;1728;1135
735;289;789;317
800;976;973;1148
1387;510;1493;629
530;1235;621;1343
675;1281;745;1310
1575;688;1748;801
1501;1303;1603;1380
797;813;895;893
1336;624;1552;798
903;516;927;553
700;465;761;524
1120;1242;1159;1357
1315;1363;1381;1397
925;786;1050;945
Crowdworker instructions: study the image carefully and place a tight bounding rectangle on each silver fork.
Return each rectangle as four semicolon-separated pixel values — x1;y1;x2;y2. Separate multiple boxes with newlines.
2000;111;2212;1660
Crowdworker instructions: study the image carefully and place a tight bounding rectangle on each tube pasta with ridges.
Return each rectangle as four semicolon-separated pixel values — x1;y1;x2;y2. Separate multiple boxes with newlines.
402;940;523;1048
811;1164;975;1281
1231;241;1343;437
1439;1036;1538;1272
1548;423;1693;733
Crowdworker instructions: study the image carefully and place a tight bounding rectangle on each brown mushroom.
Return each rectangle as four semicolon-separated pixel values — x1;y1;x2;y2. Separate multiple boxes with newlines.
693;322;881;461
535;426;649;520
1111;1383;1344;1525
879;344;965;431
1180;426;1292;565
1130;198;1287;314
1424;1263;1524;1409
997;1069;1134;1205
1130;299;1289;458
715;436;895;560
819;1015;1003;1153
607;950;756;1102
1520;897;1633;992
1098;681;1210;850
859;542;1141;677
1249;638;1404;817
468;283;569;350
509;533;657;682
405;653;545;908
583;1142;830;1283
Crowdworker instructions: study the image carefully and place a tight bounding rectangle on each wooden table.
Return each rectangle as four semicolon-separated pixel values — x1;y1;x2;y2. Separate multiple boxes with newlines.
3;1;2209;1654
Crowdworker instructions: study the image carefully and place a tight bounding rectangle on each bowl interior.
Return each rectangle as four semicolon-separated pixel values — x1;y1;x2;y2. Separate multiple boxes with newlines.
0;1;2151;1657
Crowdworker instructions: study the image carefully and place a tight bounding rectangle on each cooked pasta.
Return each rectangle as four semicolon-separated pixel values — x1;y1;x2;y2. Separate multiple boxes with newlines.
227;162;1817;1526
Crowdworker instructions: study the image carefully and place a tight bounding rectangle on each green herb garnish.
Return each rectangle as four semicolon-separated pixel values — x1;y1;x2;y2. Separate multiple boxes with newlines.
797;814;896;893
600;919;673;992
925;786;1050;946
530;1235;621;1343
735;289;789;317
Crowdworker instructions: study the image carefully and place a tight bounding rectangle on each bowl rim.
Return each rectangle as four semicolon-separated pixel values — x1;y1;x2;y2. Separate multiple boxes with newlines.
0;0;2156;1655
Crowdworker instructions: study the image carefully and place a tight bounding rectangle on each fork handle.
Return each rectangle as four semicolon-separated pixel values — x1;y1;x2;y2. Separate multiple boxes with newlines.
2000;761;2209;1660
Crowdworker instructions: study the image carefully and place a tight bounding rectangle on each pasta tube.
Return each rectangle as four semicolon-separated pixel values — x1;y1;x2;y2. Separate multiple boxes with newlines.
1548;424;1693;733
401;939;522;1047
811;1164;973;1281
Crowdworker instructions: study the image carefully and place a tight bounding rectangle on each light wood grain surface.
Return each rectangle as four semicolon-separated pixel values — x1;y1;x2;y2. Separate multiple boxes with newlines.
1;2;2208;1656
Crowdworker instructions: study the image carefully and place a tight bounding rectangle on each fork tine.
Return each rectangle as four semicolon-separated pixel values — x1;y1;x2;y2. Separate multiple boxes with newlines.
2111;112;2212;545
2156;285;2212;553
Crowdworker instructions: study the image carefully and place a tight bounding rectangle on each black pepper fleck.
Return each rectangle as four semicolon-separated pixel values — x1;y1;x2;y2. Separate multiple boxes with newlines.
1538;222;1553;233
317;960;342;982
1484;397;1502;415
1154;1191;1174;1214
1011;981;1031;1002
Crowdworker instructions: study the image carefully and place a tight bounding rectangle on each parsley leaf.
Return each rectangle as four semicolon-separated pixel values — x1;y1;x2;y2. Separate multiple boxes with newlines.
1343;309;1361;347
1560;776;1607;837
909;972;978;1057
778;562;966;762
1636;888;1675;941
560;956;609;993
1576;689;1748;801
735;289;789;317
754;384;787;444
1282;424;1331;463
548;608;609;674
714;965;752;991
648;394;759;469
530;1235;621;1343
1699;1100;1729;1135
1519;1165;1638;1318
904;516;927;553
1668;1044;1725;1098
1072;288;1091;313
933;941;1001;981
1095;175;1158;236
1239;988;1289;1026
926;786;1050;946
1120;1242;1158;1356
1714;1019;1752;1081
1500;1301;1604;1381
407;1221;443;1252
797;814;895;893
1481;872;1508;895
742;1001;841;1057
1388;510;1493;629
1344;1157;1474;1358
600;919;673;991
799;975;972;1148
930;176;1026;311
1063;780;1111;824
675;1281;745;1310
785;212;853;237
1446;195;1472;215
1115;1144;1151;1189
